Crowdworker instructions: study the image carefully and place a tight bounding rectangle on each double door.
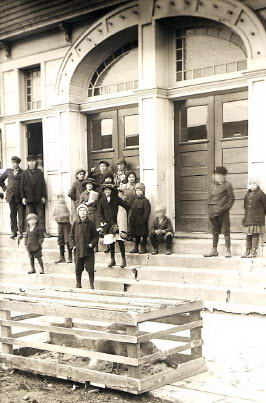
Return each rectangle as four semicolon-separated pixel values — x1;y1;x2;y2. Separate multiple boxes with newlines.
87;106;139;174
175;91;248;233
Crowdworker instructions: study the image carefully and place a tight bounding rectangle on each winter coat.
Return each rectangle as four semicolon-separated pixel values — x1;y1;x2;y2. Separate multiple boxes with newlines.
243;186;266;226
151;216;173;234
21;168;47;203
68;180;84;206
0;168;24;202
121;183;136;207
130;196;151;237
53;201;71;223
25;224;44;252
208;181;235;218
69;218;99;258
98;193;128;234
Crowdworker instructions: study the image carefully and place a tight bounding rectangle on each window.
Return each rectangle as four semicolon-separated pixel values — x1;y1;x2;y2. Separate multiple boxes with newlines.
25;67;41;110
91;118;113;151
124;114;139;147
176;26;247;82
181;105;208;142
222;99;248;138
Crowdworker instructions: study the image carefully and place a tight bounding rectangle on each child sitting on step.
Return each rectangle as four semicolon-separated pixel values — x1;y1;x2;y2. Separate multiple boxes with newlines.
241;178;266;258
53;194;72;264
69;204;99;289
150;205;174;255
25;213;45;274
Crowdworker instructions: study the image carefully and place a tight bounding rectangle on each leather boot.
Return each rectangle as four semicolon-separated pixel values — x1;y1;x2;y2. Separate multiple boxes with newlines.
241;235;252;258
151;248;158;255
76;272;82;288
108;243;116;267
247;235;259;258
120;257;126;268
204;247;218;257
224;235;232;258
55;246;65;263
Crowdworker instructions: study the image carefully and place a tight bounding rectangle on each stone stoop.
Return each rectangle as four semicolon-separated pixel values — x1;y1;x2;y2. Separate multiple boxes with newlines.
0;235;266;315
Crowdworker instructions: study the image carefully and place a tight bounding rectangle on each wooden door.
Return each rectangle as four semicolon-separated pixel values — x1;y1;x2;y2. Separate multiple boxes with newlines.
118;107;139;176
215;91;248;232
175;97;214;232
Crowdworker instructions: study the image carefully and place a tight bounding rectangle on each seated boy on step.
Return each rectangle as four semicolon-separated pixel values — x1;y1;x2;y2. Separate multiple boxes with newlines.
150;205;174;255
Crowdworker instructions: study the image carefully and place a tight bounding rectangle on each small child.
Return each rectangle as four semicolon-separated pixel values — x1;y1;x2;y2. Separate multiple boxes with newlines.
98;184;128;268
79;178;99;226
69;204;99;289
204;166;235;258
53;194;72;264
129;183;151;254
150;205;174;255
114;158;128;189
241;178;266;258
25;213;45;274
68;169;86;219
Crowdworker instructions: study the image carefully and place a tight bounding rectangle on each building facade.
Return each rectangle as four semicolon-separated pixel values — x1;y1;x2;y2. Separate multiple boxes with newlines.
1;0;266;235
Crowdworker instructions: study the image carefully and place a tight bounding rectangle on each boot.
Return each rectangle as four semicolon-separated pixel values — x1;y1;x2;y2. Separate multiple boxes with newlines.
204;234;218;257
241;235;252;258
224;235;232;258
117;241;126;268
28;267;36;274
10;233;17;239
139;237;148;254
37;257;44;274
151;248;158;255
165;235;173;255
28;257;36;274
108;243;116;267
120;257;126;268
130;236;140;253
247;235;259;258
55;246;65;263
165;249;172;255
76;272;82;288
66;244;72;263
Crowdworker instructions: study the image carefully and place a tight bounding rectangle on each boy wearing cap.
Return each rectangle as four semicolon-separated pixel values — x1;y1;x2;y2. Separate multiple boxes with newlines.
0;156;25;239
150;206;174;255
69;204;99;289
204;166;235;258
90;160;110;189
53;194;72;263
129;183;151;254
114;158;128;189
21;155;47;233
68;169;86;220
25;213;45;274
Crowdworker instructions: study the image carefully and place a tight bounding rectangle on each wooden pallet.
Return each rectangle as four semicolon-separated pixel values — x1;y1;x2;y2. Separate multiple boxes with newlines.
0;290;206;394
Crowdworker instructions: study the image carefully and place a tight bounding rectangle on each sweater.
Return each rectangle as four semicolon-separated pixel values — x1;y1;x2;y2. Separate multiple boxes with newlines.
53;201;71;223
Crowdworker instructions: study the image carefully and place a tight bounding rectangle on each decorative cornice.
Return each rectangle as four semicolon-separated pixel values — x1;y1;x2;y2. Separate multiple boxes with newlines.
58;22;72;44
0;41;11;58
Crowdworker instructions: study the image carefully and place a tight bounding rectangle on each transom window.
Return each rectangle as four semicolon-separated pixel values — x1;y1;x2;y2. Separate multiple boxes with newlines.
25;67;41;110
176;26;247;81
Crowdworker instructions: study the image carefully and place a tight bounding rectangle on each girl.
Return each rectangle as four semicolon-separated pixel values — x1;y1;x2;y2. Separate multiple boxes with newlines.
98;184;128;268
241;179;266;258
129;183;151;254
121;171;137;207
79;178;98;226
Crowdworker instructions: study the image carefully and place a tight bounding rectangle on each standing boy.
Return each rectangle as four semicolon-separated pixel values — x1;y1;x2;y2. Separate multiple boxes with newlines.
69;204;99;289
21;155;47;233
25;213;45;274
53;194;72;263
0;156;25;239
204;166;235;258
68;169;86;220
150;205;174;255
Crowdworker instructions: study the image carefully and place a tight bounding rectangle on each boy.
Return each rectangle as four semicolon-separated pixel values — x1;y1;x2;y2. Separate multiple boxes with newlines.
69;204;99;289
53;194;72;263
68;168;86;219
150;205;174;255
25;213;45;274
204;166;235;258
21;155;47;233
90;160;110;189
114;158;128;189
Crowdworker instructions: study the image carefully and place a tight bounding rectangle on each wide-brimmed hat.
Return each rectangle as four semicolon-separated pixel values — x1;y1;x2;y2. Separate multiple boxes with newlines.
11;156;21;163
214;166;228;175
135;183;145;193
26;213;38;221
27;155;37;161
99;160;110;167
82;178;96;188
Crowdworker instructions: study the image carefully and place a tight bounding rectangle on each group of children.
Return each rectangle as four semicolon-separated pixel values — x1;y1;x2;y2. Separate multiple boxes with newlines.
24;159;266;289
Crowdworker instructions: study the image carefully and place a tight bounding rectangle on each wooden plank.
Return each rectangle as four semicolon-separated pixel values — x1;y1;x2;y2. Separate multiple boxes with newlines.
0;337;139;366
11;313;42;321
11;330;43;338
190;311;203;359
0;310;13;354
0;320;138;343
0;353;140;394
154;314;191;325
137;320;203;343
126;325;141;379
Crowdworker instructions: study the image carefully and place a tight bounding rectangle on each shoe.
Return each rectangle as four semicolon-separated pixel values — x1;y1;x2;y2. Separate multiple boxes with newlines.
67;257;72;263
76;282;82;288
28;269;36;274
120;257;126;268
225;248;232;258
241;250;250;258
204;248;218;257
39;269;44;274
165;249;172;255
129;248;139;254
55;256;66;264
104;248;110;254
10;233;17;239
108;258;116;268
151;249;158;255
18;233;23;240
247;248;257;258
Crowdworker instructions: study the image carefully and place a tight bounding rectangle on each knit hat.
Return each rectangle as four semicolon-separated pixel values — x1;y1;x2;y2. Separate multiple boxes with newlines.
76;204;89;215
155;205;166;213
76;168;86;176
26;213;38;222
135;183;145;193
99;160;110;167
117;158;127;166
214;166;228;175
82;178;96;188
11;156;21;163
27;155;37;161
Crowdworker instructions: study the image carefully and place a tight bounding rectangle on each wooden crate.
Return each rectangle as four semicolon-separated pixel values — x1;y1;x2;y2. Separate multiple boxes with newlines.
0;290;206;394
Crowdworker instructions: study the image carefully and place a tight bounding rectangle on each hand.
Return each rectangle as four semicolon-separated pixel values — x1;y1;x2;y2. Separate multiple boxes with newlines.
22;198;27;205
41;197;46;204
88;243;93;248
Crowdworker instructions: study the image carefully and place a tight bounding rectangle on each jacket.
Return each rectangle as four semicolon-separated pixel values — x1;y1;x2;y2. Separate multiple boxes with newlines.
243;186;266;226
69;218;99;258
130;196;151;236
25;224;44;252
53;201;71;223
208;181;235;218
21;168;47;202
79;190;98;206
98;193;128;234
68;180;84;206
151;216;173;234
0;168;24;202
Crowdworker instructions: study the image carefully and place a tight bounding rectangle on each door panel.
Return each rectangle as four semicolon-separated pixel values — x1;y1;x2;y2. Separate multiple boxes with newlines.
118;107;139;176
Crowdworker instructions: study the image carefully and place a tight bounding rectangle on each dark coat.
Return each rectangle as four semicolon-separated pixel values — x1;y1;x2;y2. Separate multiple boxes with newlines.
25;224;44;252
130;196;151;236
0;168;24;202
98;193;128;234
21;168;47;202
151;216;173;234
243;186;266;226
69;218;99;258
208;181;235;218
68;180;84;206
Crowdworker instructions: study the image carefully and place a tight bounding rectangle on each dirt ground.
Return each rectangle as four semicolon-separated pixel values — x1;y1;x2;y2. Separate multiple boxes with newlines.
0;359;170;403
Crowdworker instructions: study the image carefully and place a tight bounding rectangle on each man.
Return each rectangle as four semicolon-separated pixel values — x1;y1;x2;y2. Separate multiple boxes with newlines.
0;156;25;239
21;155;47;235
